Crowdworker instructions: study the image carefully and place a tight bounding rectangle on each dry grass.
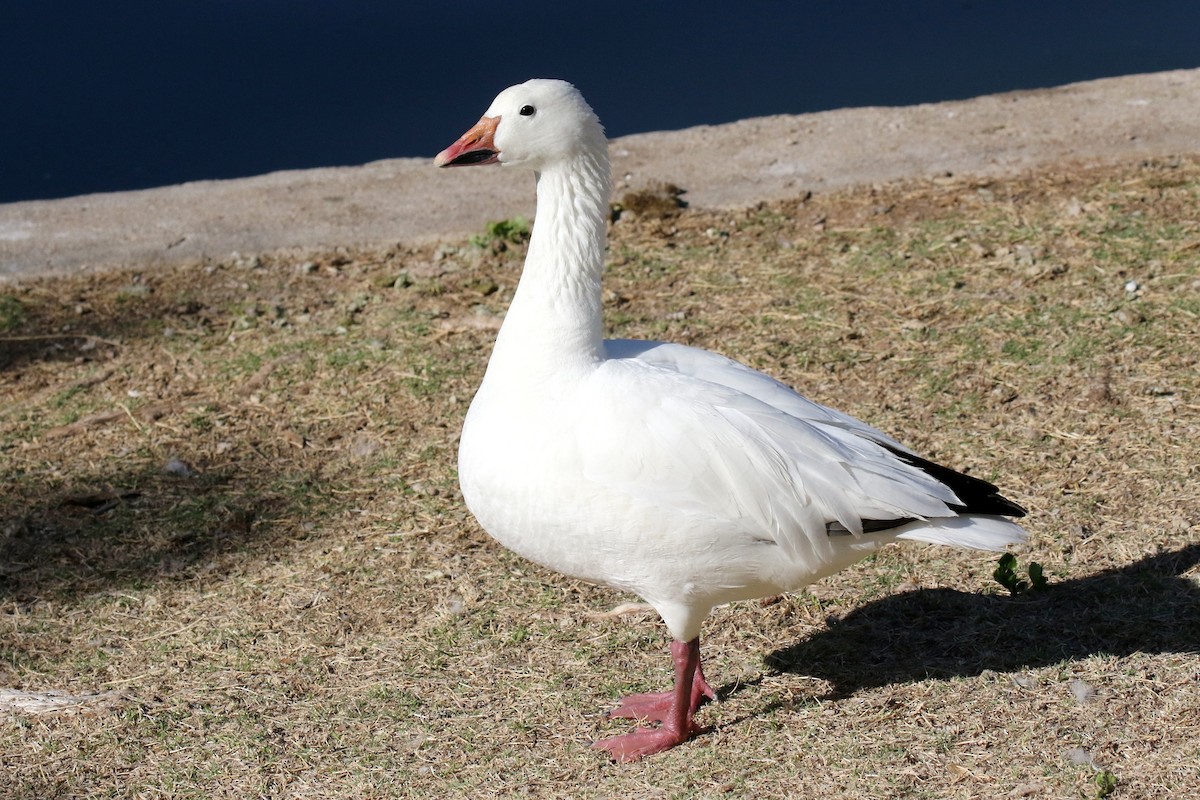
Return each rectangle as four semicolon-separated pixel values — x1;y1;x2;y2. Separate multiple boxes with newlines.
2;156;1199;799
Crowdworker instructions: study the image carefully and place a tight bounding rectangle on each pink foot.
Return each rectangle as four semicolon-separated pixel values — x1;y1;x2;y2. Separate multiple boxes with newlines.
593;637;714;762
607;668;717;721
592;722;703;763
608;690;675;721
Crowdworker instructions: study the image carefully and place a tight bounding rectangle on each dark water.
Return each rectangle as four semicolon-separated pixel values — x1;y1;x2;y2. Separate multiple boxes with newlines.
3;0;1197;203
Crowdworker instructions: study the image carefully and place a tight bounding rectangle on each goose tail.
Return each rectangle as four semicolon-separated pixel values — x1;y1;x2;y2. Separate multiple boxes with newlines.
894;514;1027;552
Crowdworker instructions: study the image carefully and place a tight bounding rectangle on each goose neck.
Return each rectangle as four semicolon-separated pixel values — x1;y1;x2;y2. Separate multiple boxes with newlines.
494;150;612;367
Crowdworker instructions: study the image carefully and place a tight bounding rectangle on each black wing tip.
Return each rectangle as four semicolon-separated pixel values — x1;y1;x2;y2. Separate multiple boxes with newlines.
988;495;1028;519
882;444;1026;519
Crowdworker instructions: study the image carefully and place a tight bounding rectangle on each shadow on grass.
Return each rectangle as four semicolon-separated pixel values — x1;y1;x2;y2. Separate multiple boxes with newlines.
0;263;358;602
0;462;331;603
0;274;207;373
763;544;1200;698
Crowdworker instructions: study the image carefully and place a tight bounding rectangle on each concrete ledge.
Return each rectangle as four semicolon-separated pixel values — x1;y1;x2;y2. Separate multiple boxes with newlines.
2;69;1198;280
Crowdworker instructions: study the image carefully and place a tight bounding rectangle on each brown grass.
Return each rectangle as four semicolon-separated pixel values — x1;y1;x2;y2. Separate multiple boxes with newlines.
2;156;1199;799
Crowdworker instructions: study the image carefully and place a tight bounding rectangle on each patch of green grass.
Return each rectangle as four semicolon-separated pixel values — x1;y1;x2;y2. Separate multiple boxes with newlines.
470;216;531;248
1094;770;1118;798
187;407;216;432
50;383;88;408
324;345;386;370
1001;336;1041;362
0;294;26;331
217;350;265;379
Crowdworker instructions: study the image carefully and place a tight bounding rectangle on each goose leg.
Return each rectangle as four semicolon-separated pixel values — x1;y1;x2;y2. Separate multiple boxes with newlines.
592;637;711;762
605;637;716;721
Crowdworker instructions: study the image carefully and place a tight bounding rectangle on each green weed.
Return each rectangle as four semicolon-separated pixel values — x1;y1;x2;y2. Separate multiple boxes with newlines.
470;216;531;247
994;553;1049;596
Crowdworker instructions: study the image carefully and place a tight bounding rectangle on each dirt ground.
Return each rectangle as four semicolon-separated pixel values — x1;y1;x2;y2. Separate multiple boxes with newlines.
2;146;1200;796
1;146;1198;798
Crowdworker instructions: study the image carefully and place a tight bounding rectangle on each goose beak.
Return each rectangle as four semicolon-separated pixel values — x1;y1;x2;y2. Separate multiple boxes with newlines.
435;116;501;167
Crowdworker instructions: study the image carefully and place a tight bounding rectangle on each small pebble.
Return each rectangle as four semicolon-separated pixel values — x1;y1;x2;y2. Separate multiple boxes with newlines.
162;457;197;478
348;434;379;459
1012;673;1037;690
1064;747;1095;767
1070;679;1097;705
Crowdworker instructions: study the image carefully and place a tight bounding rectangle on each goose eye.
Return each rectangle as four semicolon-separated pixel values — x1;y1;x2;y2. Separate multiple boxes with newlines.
519;105;536;117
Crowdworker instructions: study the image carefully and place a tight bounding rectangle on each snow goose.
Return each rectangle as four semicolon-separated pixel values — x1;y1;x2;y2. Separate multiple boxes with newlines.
436;79;1026;762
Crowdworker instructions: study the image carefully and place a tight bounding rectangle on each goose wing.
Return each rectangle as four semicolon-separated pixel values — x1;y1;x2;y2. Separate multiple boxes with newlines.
576;356;973;563
606;339;910;452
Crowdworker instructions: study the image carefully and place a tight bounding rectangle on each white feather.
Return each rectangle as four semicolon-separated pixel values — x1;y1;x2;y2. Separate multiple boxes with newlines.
450;79;1027;645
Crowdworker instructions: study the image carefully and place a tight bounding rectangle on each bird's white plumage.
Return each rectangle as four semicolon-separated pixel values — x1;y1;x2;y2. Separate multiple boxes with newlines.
453;79;1025;645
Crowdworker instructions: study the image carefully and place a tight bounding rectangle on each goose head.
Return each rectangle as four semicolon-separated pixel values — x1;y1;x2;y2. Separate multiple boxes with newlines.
434;79;606;172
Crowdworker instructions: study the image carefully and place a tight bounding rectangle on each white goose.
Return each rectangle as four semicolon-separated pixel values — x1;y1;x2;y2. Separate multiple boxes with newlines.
436;79;1026;762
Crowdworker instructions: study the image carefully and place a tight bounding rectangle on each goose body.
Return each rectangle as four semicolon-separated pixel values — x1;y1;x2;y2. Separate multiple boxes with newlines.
437;79;1026;761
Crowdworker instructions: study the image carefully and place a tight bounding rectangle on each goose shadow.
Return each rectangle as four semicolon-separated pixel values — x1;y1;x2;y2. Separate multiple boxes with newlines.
761;544;1200;698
